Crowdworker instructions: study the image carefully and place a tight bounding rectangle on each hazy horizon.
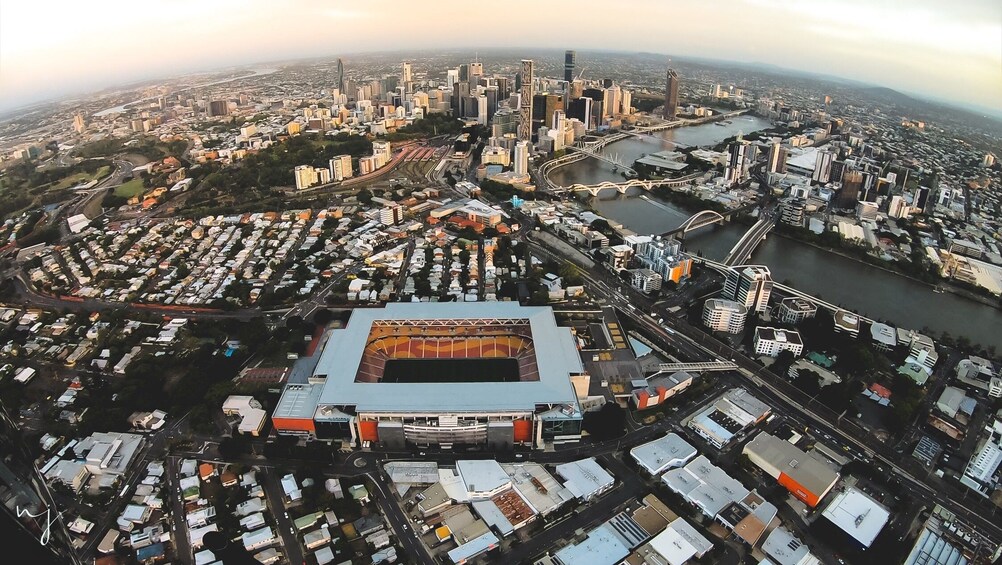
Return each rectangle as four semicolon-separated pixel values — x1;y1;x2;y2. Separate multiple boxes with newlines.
2;0;1000;115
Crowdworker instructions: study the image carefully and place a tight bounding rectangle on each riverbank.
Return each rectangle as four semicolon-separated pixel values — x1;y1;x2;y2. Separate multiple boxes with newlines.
766;229;1002;311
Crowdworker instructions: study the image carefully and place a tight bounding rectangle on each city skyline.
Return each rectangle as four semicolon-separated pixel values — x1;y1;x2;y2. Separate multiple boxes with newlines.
1;0;1000;115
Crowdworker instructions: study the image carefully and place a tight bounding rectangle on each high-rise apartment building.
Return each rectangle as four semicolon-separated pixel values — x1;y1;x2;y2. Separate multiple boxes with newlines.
702;299;749;334
767;141;787;174
372;141;392;168
725;140;751;186
295;165;318;190
518;60;534;142
664;68;680;120
636;238;692;283
208;99;228;117
564;50;576;82
329;155;353;181
812;150;835;184
603;86;621;119
620;89;632;115
514;141;530;175
724;266;773;314
402;61;413;84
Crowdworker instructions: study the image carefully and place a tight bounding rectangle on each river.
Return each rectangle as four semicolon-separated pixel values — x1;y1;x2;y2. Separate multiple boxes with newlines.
551;118;1002;350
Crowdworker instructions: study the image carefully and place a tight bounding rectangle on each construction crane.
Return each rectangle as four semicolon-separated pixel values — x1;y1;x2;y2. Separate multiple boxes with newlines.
575;66;587;81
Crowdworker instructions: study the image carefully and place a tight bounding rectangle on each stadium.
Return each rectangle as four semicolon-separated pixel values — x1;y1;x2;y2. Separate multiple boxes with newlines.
272;303;588;450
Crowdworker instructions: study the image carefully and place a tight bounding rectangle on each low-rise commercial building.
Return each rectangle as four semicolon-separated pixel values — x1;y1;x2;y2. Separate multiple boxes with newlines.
742;432;840;507
555;458;614;501
687;388;771;449
777;297;817;325
753;327;804;357
630;433;697;475
821;487;890;548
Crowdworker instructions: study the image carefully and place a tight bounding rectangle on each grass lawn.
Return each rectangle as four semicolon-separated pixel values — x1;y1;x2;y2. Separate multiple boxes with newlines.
49;165;112;191
113;177;145;198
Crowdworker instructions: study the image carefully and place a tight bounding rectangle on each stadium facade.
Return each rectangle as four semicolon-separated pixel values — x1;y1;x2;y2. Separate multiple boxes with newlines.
272;303;588;449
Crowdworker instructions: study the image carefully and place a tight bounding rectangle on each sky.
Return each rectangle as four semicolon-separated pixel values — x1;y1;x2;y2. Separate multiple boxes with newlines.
1;0;1000;113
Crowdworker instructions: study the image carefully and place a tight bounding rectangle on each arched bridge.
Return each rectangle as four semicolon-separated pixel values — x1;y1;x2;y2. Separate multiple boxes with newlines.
657;201;759;238
675;210;725;235
563;172;707;196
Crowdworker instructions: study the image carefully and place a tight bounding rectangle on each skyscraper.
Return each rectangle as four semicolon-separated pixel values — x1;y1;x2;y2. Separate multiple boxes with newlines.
402;61;412;83
514;141;530;175
812;150;835;184
564;50;576;82
767;140;787;174
603;86;621;120
336;58;345;96
664;67;680;120
518;60;534;142
469;61;484;80
567;97;593;130
838;170;863;209
725;140;750;186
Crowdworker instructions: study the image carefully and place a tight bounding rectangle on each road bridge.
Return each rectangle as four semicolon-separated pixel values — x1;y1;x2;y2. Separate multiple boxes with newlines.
723;216;777;265
627;109;751;134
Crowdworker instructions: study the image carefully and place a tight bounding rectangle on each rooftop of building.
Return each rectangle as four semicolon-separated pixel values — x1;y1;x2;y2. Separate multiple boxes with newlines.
704;298;748;314
755;326;803;346
780;297;817;312
821;487;890;548
630;433;698;475
744;432;840;495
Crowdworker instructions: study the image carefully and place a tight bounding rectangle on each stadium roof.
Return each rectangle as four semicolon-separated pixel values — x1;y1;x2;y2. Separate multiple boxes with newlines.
314;303;583;413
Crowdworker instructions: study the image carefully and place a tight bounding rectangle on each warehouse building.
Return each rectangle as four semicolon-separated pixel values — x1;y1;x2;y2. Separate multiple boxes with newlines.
742;432;840;507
